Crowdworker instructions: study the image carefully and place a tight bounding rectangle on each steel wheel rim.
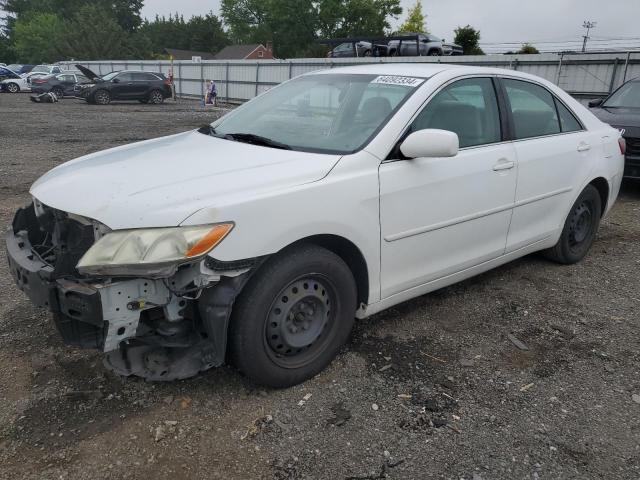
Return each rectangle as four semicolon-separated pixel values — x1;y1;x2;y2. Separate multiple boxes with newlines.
568;201;593;249
264;274;337;369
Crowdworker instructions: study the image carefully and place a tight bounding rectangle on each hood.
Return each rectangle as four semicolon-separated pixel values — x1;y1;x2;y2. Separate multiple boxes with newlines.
591;107;640;137
75;64;100;82
31;131;341;229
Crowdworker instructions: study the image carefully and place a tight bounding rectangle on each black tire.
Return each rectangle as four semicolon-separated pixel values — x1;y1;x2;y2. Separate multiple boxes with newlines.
544;185;602;264
363;49;372;57
149;89;164;104
93;89;111;105
229;244;357;388
428;49;442;56
51;86;64;98
6;82;19;93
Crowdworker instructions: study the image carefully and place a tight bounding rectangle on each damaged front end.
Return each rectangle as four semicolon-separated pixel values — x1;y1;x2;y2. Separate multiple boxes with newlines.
6;200;257;381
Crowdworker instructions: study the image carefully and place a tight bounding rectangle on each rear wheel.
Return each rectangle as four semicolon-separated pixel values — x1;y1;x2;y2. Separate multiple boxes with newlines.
229;244;357;388
51;86;63;98
544;185;602;264
6;82;19;93
428;49;441;56
93;89;111;105
149;89;164;104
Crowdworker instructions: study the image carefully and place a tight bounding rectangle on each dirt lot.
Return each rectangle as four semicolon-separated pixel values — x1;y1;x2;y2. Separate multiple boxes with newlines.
1;92;639;480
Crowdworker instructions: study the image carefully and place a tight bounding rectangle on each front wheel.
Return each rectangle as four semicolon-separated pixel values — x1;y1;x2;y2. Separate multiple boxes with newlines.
544;185;602;264
93;89;111;105
6;82;19;93
229;244;357;388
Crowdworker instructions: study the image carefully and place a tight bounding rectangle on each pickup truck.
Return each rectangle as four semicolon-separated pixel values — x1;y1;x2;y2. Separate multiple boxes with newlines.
387;33;463;56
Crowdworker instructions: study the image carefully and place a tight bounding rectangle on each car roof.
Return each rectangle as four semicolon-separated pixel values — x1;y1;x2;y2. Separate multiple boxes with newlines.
309;63;550;83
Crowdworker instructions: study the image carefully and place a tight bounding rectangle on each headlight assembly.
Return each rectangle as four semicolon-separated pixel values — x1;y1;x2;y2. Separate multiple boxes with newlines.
76;223;233;276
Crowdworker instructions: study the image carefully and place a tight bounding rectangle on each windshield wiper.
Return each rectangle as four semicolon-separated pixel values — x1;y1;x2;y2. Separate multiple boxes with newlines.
223;133;292;150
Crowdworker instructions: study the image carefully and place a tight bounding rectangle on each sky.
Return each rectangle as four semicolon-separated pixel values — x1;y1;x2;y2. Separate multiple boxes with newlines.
142;0;640;53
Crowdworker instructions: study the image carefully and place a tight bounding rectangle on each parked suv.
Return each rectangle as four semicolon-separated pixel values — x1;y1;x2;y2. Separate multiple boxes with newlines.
75;66;172;105
388;33;462;56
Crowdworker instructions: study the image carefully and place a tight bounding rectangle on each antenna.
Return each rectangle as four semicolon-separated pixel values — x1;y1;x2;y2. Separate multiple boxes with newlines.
582;21;597;53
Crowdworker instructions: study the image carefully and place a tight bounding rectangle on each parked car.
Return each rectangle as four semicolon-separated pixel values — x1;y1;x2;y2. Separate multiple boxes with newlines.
7;64;624;387
328;41;374;57
7;64;35;75
0;66;21;82
589;77;640;179
30;71;90;97
388;33;463;56
30;64;62;75
75;66;172;105
0;71;49;93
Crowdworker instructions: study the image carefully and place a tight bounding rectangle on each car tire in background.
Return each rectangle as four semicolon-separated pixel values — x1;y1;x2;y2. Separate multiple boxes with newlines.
428;49;442;56
229;244;357;388
544;185;602;264
6;82;19;93
93;90;111;105
51;86;63;99
149;89;164;104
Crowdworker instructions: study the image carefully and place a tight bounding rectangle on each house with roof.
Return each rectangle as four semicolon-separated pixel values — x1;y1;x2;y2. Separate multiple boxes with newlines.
214;44;275;60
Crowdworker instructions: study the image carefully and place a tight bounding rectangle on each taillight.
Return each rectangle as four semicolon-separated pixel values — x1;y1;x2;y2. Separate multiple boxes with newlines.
618;137;626;155
164;78;171;86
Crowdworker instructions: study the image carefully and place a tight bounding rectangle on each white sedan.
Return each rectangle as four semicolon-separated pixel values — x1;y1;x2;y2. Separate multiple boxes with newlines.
6;64;624;387
1;71;48;93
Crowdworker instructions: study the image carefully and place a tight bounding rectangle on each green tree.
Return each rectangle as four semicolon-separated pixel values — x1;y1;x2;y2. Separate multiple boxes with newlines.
221;0;402;57
518;43;539;54
397;0;426;33
12;12;63;63
0;33;17;63
188;13;231;53
56;5;128;60
453;24;484;55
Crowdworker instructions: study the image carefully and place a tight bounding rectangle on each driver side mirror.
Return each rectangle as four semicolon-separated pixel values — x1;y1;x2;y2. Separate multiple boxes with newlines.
400;129;459;159
112;78;120;83
588;98;603;108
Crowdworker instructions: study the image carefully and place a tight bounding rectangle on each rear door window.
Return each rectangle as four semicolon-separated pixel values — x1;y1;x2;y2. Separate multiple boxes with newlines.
503;79;561;139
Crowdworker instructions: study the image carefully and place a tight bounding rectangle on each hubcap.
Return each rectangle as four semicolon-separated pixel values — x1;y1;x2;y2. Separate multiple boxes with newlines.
265;276;334;365
568;201;592;247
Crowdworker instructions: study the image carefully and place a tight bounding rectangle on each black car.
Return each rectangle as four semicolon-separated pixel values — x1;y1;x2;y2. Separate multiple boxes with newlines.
30;72;90;98
75;65;172;105
590;78;640;179
0;66;20;82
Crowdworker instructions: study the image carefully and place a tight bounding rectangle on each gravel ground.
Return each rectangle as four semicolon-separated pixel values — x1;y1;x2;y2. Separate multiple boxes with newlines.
1;93;639;480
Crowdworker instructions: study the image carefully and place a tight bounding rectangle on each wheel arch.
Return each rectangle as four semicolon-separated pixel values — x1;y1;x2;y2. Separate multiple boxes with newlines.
589;176;609;216
286;234;370;308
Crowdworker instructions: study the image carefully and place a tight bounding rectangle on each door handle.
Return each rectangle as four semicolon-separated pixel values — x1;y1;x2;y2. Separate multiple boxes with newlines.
577;142;591;152
493;160;515;171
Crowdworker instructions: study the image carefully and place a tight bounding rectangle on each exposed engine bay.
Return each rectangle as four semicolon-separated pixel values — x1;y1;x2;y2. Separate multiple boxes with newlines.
7;200;258;381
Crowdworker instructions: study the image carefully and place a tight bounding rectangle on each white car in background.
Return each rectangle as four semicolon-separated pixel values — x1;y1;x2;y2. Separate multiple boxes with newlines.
1;71;48;93
6;64;624;388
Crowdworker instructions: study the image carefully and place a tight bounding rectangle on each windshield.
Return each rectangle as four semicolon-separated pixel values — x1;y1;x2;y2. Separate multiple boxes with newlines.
101;71;121;81
31;65;50;73
211;73;424;154
604;81;640;108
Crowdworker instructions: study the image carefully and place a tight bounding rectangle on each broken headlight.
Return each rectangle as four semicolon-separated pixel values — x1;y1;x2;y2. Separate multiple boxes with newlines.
76;223;234;276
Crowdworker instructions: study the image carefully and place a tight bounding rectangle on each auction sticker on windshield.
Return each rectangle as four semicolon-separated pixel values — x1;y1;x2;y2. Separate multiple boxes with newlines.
371;76;425;87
